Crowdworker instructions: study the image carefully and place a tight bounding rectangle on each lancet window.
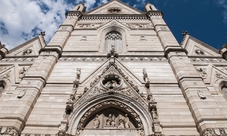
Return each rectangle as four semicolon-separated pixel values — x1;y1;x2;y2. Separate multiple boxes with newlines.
105;31;122;53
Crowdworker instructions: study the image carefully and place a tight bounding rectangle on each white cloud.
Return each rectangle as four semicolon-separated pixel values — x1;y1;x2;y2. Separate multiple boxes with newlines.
0;0;74;49
215;0;227;24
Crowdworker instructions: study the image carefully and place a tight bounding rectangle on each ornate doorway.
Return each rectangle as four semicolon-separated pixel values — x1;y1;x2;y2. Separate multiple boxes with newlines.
75;100;145;136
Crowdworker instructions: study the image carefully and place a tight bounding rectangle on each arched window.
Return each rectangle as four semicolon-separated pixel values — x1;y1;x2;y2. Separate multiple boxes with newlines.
105;31;122;53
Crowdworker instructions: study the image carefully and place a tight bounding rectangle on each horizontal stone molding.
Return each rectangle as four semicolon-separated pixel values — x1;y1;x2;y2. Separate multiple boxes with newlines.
58;57;167;62
79;14;150;21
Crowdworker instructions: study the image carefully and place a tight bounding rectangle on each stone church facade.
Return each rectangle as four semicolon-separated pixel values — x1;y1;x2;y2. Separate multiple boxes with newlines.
0;0;227;135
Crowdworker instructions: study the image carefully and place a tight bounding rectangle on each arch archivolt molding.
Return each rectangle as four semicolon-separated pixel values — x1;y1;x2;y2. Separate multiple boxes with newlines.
67;93;153;136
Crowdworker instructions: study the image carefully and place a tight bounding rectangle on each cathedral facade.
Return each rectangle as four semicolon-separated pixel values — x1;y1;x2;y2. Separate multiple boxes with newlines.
0;0;227;135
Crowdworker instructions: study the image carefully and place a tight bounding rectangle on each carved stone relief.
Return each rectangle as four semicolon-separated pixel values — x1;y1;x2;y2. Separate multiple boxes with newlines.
125;23;153;29
17;89;26;99
19;66;29;81
140;36;146;41
108;7;121;13
75;23;102;29
197;90;206;100
196;67;207;78
22;49;32;55
215;71;226;79
195;49;205;55
203;128;227;136
80;36;87;41
0;126;19;136
76;100;144;135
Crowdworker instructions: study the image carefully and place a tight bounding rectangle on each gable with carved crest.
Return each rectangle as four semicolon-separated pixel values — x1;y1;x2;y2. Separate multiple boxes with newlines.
87;0;142;15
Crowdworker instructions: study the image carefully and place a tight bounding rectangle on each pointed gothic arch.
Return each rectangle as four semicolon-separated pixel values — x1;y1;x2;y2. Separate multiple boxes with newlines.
67;92;153;136
105;31;122;53
97;21;129;53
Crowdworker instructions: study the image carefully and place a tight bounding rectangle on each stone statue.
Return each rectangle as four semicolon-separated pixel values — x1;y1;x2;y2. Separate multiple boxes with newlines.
142;68;148;82
106;114;115;126
151;109;158;120
93;114;100;128
76;68;81;80
124;114;130;129
107;45;118;58
118;119;125;129
19;67;27;80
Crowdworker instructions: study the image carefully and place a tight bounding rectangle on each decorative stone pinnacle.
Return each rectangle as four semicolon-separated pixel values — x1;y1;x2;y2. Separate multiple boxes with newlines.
40;31;45;36
182;30;189;36
222;43;227;48
0;41;5;48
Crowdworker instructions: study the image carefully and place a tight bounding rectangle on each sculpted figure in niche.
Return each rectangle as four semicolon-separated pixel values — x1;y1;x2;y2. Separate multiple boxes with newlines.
106;114;115;126
93;114;100;128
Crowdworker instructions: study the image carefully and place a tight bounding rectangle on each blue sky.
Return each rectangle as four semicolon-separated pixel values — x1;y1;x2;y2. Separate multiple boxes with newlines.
0;0;226;50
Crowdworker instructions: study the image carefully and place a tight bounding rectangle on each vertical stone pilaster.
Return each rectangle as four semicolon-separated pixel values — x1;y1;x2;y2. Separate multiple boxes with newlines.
46;11;82;52
0;51;59;134
167;51;227;134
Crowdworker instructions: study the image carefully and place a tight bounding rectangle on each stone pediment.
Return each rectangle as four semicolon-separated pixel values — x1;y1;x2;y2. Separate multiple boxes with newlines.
181;35;221;57
87;0;142;15
76;61;147;107
7;33;46;57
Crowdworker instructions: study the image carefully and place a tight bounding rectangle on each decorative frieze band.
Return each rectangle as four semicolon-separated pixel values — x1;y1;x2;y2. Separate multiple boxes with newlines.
58;57;167;62
1;57;35;63
190;58;226;63
79;14;150;21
